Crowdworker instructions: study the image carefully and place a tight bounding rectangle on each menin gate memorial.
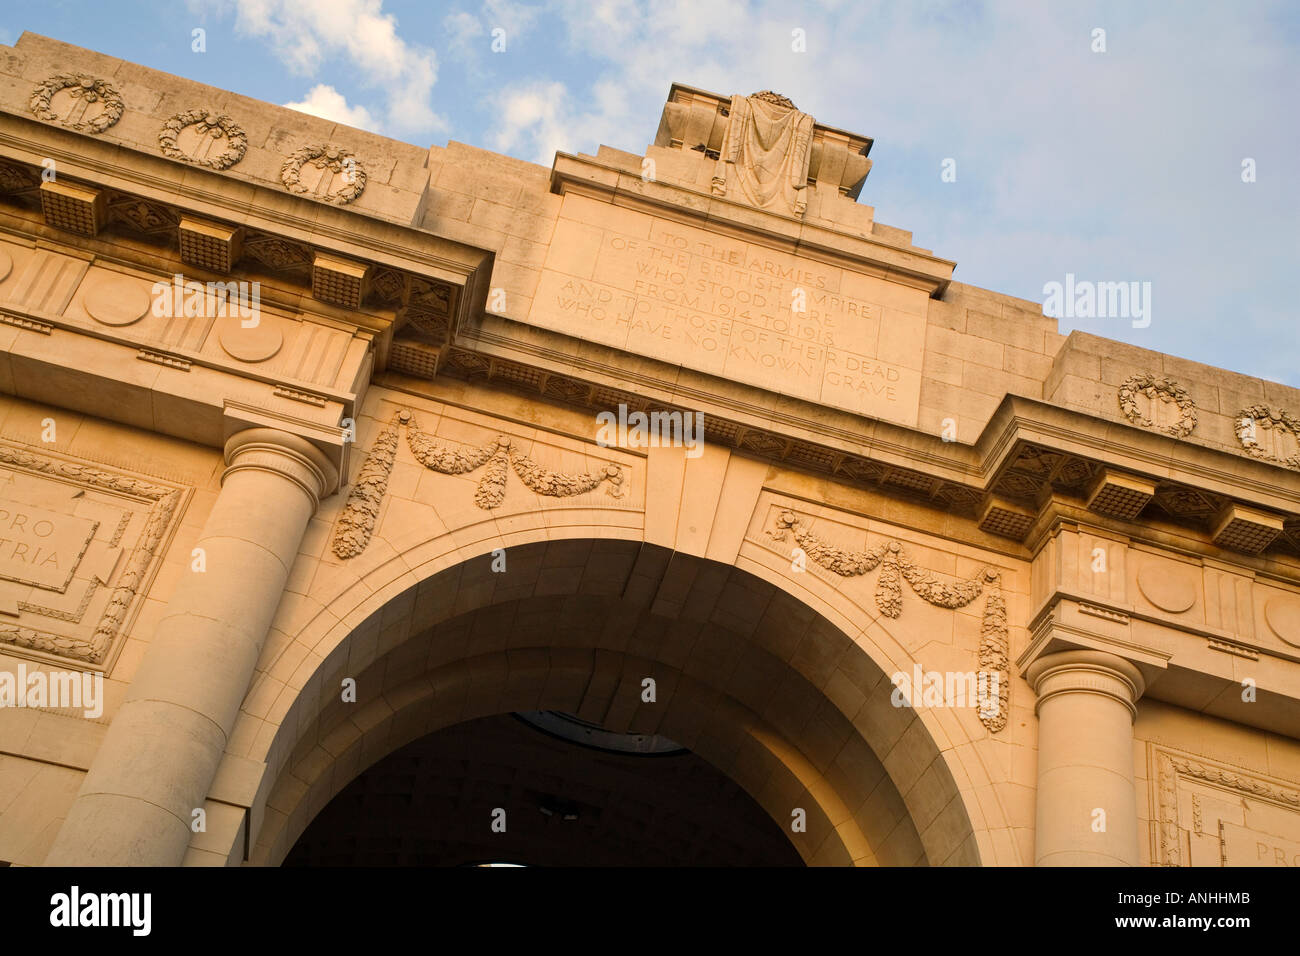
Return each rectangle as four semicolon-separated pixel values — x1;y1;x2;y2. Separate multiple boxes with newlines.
1;33;1299;867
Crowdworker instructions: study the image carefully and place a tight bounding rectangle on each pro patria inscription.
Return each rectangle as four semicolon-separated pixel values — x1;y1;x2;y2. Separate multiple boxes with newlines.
0;501;98;592
529;196;929;427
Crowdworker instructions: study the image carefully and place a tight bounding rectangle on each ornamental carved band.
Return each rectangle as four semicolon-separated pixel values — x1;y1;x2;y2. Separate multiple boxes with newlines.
29;73;124;134
332;411;626;559
1117;373;1197;438
158;109;248;170
768;510;1009;733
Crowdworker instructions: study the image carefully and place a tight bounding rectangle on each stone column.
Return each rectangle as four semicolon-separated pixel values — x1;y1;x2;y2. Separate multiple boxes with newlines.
1025;649;1145;866
45;428;336;866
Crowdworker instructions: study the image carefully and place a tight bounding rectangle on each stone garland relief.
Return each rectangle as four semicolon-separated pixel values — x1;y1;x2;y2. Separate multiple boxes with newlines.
1117;373;1197;438
0;443;181;666
280;144;367;205
29;73;124;134
766;510;1010;733
1235;404;1300;470
332;411;626;559
158;109;248;170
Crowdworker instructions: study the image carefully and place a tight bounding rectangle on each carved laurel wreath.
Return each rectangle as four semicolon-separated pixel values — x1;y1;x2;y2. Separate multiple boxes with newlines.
158;109;248;170
280;144;367;204
332;411;625;559
768;510;1009;733
751;90;797;110
1236;404;1300;470
1117;373;1197;438
28;73;124;133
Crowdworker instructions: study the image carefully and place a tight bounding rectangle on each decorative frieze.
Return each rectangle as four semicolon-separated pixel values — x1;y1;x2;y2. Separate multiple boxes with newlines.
766;510;1010;733
332;411;627;559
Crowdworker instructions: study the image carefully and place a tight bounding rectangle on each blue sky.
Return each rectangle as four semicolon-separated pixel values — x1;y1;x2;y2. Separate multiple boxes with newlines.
2;1;1297;385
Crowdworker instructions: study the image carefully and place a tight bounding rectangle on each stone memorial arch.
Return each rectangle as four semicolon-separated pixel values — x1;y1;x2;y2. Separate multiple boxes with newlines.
1;34;1299;867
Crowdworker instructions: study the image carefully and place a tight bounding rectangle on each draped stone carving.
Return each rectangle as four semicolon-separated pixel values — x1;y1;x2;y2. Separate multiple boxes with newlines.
768;509;1009;732
711;91;814;217
332;411;626;559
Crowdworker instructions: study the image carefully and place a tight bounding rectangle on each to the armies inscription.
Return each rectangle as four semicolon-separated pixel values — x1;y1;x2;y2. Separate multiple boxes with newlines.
530;197;928;428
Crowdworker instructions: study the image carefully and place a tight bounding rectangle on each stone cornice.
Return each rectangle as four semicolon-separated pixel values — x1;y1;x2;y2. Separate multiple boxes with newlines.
0;117;492;334
438;317;1300;565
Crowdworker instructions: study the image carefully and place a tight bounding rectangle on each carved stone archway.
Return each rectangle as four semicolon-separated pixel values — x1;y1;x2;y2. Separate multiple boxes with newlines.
244;531;995;867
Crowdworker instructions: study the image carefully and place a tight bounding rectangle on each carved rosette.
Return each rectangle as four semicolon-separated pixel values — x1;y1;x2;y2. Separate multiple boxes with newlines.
768;510;1010;732
1235;404;1300;470
29;73;124;133
158;109;248;170
332;410;626;559
1117;373;1197;438
0;444;181;665
280;144;367;205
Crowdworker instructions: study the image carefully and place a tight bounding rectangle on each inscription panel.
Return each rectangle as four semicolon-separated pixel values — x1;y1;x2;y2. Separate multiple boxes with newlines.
528;196;928;427
1154;745;1300;866
0;499;97;591
1219;822;1300;867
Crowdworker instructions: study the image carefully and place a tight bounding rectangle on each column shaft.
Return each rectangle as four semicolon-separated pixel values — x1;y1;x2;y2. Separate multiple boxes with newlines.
1027;649;1145;867
45;429;335;866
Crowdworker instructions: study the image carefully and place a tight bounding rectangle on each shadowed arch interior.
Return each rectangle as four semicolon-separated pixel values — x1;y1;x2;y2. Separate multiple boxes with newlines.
252;539;980;866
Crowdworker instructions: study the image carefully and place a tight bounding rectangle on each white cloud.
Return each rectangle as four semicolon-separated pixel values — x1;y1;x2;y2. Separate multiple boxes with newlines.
283;84;378;130
211;0;443;134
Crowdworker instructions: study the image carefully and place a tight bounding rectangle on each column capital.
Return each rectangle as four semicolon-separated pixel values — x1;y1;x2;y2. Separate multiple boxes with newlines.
223;427;340;510
1025;649;1145;722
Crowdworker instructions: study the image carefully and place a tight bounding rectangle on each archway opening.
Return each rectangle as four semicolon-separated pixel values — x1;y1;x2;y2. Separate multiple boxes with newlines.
284;712;803;866
255;540;980;866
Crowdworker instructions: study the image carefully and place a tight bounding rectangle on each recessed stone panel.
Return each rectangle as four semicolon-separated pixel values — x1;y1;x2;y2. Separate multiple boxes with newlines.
527;195;927;427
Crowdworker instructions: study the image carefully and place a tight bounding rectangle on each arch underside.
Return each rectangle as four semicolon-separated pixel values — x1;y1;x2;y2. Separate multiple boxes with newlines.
252;539;983;866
